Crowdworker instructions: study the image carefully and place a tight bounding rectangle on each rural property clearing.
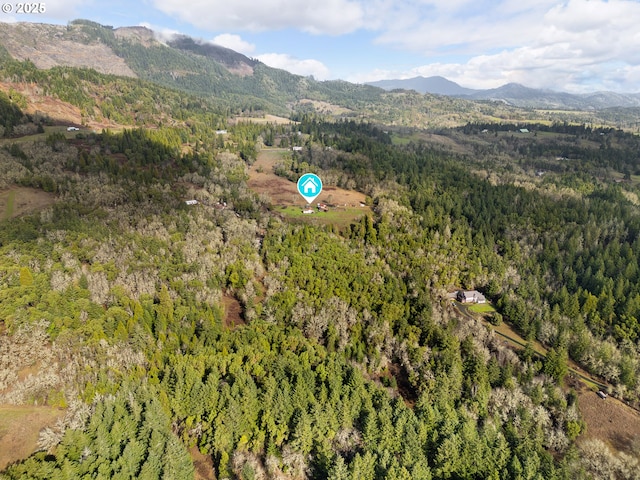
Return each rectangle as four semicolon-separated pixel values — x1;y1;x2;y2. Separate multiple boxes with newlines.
576;383;640;454
248;148;371;226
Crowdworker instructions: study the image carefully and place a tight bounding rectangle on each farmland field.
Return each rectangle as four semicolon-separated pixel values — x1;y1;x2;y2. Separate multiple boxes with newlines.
0;187;55;221
248;148;371;226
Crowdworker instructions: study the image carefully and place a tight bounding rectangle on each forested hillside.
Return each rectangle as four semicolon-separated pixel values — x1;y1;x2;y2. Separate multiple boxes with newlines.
4;20;640;130
1;48;640;479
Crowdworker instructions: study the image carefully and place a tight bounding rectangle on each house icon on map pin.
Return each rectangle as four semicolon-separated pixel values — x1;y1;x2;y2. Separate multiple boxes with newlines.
297;173;323;204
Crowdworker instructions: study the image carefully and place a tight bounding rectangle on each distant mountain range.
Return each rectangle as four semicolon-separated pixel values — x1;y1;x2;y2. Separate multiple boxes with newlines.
367;76;640;110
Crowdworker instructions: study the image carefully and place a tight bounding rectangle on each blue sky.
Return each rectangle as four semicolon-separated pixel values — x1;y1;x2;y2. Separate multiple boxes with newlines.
3;0;640;93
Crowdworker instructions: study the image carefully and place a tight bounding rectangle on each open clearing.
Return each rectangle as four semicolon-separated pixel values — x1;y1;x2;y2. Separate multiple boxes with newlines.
248;148;371;225
575;383;640;453
232;114;292;125
0;81;128;132
275;204;370;228
468;303;496;314
0;186;56;221
221;294;245;329
0;125;89;147
0;405;64;471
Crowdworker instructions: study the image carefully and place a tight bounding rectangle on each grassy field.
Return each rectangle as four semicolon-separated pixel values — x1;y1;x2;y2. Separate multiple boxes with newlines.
0;405;64;471
610;170;640;188
0;125;85;146
2;190;16;220
0;187;56;220
248;148;370;229
276;205;369;228
468;303;496;314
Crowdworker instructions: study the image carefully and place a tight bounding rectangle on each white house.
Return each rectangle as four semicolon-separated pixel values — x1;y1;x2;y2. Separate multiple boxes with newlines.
457;290;486;304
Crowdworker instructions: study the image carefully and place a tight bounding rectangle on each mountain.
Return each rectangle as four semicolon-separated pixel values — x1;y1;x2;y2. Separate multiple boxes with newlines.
368;76;476;96
368;76;640;110
165;34;259;76
3;19;640;130
0;19;386;116
465;83;640;109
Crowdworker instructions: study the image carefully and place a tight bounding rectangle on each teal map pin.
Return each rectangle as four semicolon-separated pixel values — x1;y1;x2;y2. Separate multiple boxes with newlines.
297;173;323;204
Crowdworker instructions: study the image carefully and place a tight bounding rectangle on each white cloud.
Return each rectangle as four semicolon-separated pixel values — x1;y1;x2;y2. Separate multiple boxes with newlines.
138;22;181;43
151;0;365;35
146;0;640;92
257;53;331;80
371;0;559;54
211;34;255;55
358;0;640;93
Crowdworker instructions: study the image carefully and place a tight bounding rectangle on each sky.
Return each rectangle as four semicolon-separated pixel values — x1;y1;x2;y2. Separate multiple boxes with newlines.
2;0;640;93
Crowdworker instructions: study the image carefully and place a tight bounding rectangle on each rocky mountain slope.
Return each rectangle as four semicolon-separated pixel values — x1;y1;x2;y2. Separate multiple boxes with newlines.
0;21;136;77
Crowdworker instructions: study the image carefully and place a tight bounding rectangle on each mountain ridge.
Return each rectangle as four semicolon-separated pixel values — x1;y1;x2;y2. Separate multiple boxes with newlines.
367;75;640;109
3;19;640;130
2;20;639;113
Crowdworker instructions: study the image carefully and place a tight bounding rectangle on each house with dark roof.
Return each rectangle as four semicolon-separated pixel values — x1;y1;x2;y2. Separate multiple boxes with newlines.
457;290;486;304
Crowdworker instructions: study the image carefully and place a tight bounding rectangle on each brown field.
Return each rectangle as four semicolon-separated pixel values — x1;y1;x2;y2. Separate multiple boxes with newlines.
248;148;371;227
575;383;640;453
248;148;367;208
297;99;353;116
0;186;56;221
0;405;64;471
221;294;245;329
231;114;292;125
